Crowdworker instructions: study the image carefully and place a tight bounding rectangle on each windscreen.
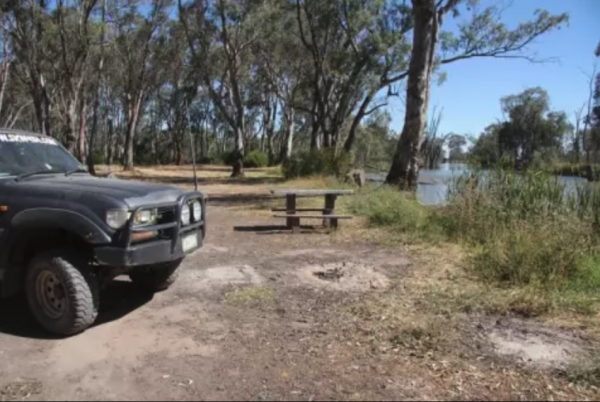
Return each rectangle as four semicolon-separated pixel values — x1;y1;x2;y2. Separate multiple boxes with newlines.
0;133;81;177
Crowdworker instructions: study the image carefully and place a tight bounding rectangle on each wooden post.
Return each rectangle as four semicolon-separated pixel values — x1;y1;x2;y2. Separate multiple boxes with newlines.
323;194;337;229
286;194;300;233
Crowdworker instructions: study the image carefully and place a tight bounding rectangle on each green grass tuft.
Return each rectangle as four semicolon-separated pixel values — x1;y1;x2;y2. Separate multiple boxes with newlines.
343;167;600;317
225;286;276;306
567;355;600;387
345;185;442;243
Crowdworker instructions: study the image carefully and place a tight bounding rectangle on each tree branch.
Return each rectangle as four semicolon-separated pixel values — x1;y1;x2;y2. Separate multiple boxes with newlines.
441;52;558;65
381;71;409;88
365;101;388;116
437;0;462;17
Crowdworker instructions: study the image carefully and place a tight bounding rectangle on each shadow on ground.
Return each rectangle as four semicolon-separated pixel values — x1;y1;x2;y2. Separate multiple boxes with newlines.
0;279;153;340
145;165;276;174
234;224;329;235
209;193;277;207
117;174;285;187
94;279;154;326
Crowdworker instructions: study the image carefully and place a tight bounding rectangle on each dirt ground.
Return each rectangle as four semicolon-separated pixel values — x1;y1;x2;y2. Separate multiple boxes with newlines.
0;166;599;401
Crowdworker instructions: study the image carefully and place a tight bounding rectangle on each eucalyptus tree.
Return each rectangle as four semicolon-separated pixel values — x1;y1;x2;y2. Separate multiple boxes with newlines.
4;0;54;136
179;0;270;177
386;0;568;190
111;0;172;170
294;0;413;152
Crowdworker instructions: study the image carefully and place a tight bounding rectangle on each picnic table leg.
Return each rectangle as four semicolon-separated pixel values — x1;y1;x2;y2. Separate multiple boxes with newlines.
286;194;300;233
323;194;337;229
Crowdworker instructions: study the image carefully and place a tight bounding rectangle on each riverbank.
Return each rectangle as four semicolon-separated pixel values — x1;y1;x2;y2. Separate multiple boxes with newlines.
366;162;600;207
551;163;600;180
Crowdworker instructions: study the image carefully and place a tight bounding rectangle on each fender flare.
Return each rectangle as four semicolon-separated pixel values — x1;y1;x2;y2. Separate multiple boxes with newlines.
10;208;112;244
0;209;111;298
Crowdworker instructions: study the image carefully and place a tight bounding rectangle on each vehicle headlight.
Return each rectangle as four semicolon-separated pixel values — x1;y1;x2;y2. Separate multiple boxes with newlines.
134;209;157;226
181;204;191;225
106;209;129;229
192;200;202;222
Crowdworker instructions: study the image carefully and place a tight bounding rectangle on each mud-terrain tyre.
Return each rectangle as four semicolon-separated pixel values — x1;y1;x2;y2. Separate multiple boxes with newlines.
129;259;183;292
25;250;99;336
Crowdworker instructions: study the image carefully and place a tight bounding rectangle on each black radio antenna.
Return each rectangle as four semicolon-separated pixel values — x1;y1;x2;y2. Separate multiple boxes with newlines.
185;99;198;192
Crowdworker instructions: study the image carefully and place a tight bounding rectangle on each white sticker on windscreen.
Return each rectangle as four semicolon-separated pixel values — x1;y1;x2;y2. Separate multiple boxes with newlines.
0;134;58;145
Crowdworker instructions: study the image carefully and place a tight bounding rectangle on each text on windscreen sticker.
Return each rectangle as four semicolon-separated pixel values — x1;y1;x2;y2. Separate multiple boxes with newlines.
0;134;58;145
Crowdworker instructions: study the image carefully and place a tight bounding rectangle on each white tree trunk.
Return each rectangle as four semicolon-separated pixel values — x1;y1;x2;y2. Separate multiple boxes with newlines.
386;0;439;190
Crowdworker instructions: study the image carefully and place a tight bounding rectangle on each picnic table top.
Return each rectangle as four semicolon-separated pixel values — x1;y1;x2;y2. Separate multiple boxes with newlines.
270;189;354;196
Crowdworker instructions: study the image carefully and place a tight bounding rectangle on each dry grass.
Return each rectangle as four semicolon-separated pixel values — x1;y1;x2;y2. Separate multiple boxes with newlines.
95;165;351;208
345;243;599;400
225;286;276;306
95;164;284;203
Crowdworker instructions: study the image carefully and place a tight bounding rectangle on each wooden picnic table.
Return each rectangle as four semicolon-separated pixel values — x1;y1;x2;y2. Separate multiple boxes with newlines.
269;189;354;233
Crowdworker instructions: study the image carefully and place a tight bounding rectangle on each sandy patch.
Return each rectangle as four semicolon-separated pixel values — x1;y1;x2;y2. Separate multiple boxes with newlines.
200;244;230;253
277;249;341;258
46;306;217;374
488;320;583;368
182;265;263;290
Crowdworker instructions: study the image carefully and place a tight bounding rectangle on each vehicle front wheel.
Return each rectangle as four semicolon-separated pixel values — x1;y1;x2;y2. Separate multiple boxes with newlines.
25;250;99;336
129;259;183;292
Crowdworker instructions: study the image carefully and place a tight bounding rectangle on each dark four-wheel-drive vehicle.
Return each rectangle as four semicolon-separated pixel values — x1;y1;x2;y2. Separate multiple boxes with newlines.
0;129;207;336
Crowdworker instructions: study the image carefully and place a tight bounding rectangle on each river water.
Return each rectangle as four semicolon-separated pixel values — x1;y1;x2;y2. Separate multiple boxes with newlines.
366;163;589;206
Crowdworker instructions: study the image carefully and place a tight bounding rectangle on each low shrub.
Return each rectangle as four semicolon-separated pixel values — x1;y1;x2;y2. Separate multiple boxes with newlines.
92;150;105;165
283;148;353;179
198;156;217;164
244;150;269;168
471;220;594;287
221;150;242;167
221;150;270;168
442;167;600;294
347;186;440;241
348;166;600;313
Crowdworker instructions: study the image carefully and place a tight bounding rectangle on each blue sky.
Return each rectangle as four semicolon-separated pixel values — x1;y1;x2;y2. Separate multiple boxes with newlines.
387;0;600;139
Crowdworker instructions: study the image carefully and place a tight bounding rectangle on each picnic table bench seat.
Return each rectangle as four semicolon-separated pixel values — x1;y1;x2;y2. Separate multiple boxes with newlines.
269;188;354;233
271;207;329;212
270;189;355;197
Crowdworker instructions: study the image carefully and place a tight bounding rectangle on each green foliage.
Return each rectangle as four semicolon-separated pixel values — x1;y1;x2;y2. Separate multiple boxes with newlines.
471;221;592;286
92;150;105;165
291;0;413;145
346;186;440;242
439;8;568;67
448;134;467;162
441;167;600;294
283;149;353;179
568;355;600;387
468;124;501;168
346;165;600;313
222;151;238;167
420;107;446;169
198;156;217;165
353;110;397;170
551;163;590;178
244;150;269;168
469;87;572;169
